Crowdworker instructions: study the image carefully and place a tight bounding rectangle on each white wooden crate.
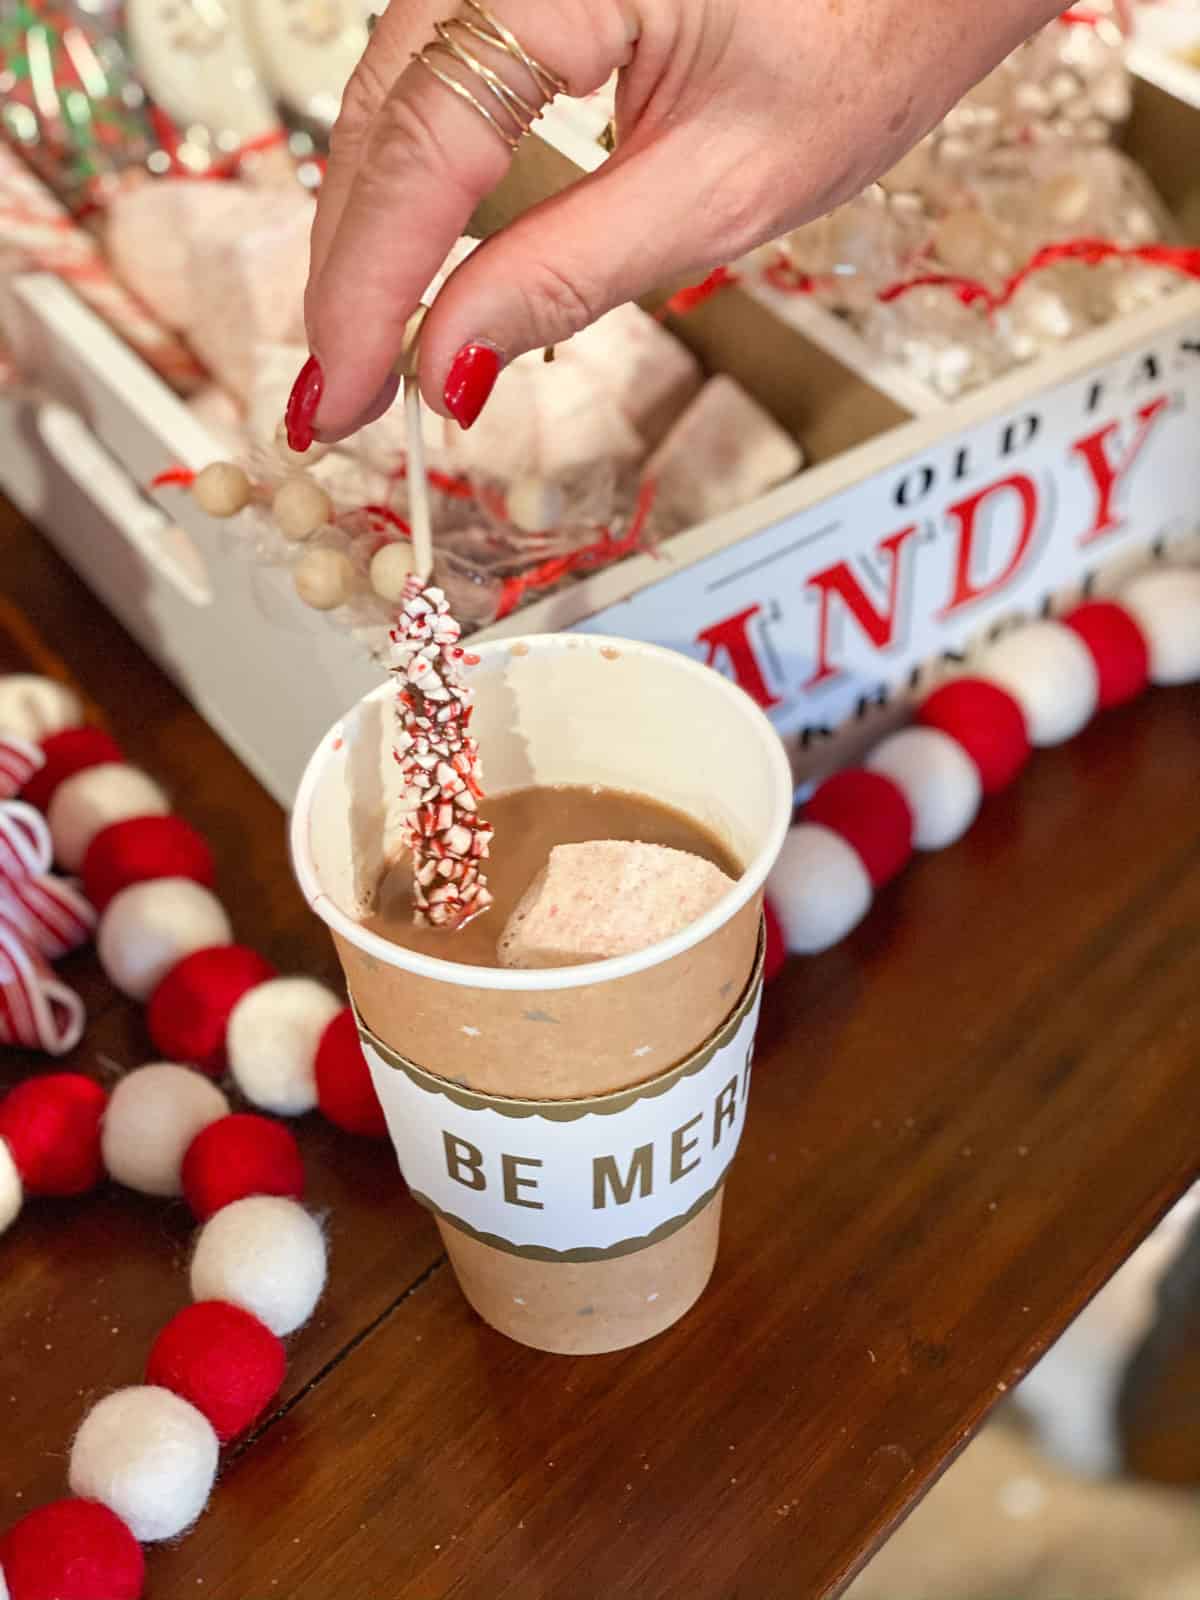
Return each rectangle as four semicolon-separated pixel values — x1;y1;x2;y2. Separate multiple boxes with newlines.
1;80;1197;806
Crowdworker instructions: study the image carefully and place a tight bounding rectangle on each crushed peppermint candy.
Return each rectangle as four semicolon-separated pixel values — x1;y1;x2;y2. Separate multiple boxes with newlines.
389;580;494;929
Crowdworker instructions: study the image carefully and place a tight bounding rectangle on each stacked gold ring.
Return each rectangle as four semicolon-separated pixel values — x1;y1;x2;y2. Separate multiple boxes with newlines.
412;0;568;153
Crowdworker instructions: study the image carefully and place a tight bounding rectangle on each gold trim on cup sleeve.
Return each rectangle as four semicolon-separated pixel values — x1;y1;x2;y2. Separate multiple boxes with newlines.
354;925;765;1121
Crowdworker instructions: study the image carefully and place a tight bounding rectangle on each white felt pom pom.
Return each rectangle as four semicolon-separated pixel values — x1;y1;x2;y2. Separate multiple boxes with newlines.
227;977;341;1115
866;726;982;850
767;823;873;955
977;621;1099;746
101;1064;229;1196
68;1385;219;1542
0;1559;9;1600
98;878;233;1001
1120;568;1200;686
0;1138;23;1234
0;674;83;742
190;1195;326;1336
48;763;170;872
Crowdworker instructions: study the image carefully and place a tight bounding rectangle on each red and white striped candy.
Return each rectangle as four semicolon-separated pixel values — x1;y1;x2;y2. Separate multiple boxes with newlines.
0;911;86;1055
0;736;43;800
0;802;95;960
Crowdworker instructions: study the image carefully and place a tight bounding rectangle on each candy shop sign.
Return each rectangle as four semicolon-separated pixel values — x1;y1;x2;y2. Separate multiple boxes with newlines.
576;322;1200;747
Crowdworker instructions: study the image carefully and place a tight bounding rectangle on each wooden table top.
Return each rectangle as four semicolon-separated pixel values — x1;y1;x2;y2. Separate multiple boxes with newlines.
3;500;1199;1600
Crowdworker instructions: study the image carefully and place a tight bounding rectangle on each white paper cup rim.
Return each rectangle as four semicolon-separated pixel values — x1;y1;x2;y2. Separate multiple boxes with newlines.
290;634;793;992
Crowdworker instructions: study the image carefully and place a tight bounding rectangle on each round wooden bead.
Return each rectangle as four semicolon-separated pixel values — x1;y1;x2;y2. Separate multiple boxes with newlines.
192;462;252;518
369;542;417;603
505;475;565;534
766;823;873;955
68;1387;219;1543
977;622;1099;746
866;726;982;850
0;676;83;743
272;476;333;543
98;879;233;1002
294;549;355;610
48;764;170;873
1119;567;1200;686
274;419;329;467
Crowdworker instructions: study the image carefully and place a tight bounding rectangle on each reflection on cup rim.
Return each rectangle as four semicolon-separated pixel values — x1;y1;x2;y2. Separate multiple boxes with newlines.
289;634;794;993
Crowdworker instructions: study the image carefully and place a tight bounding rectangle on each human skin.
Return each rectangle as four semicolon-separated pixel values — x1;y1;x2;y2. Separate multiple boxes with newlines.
297;0;1069;444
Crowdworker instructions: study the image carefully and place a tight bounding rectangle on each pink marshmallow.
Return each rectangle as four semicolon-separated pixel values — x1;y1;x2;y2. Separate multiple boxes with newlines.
498;840;735;969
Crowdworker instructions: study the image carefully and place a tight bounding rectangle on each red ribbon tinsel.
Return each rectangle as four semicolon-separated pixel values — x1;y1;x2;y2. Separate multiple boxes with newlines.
876;238;1200;315
495;478;658;621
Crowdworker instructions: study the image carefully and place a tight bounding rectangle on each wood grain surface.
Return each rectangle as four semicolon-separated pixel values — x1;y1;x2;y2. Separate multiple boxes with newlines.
2;498;1199;1598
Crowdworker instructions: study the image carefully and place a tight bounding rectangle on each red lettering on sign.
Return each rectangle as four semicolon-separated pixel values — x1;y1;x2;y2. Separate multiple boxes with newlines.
938;474;1039;619
804;525;918;688
696;604;780;709
1072;396;1170;545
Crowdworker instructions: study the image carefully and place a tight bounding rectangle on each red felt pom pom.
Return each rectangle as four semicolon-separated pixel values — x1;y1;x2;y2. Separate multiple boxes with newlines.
314;1007;387;1139
146;944;277;1076
763;898;786;986
20;727;123;814
1062;599;1150;711
0;1075;106;1196
917;678;1032;796
145;1300;286;1443
82;814;216;914
181;1113;305;1222
0;1497;144;1600
803;769;913;889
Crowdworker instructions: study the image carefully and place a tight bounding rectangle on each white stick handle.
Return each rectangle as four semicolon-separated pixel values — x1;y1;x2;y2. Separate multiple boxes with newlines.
405;377;435;583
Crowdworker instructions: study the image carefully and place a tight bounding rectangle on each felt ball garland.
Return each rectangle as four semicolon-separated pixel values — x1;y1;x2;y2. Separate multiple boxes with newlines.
0;560;1196;1593
147;945;279;1078
83;814;216;913
764;564;1200;958
20;727;124;814
0;1059;327;1595
0;1499;145;1600
2;691;385;1147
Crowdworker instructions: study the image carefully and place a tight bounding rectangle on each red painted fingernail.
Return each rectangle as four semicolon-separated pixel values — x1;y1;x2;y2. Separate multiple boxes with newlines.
285;355;324;452
444;342;500;430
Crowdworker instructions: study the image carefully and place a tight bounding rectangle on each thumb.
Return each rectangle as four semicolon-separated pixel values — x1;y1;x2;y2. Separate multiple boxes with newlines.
419;130;769;425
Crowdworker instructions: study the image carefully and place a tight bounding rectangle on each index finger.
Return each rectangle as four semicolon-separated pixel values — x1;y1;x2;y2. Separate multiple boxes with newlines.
305;0;633;440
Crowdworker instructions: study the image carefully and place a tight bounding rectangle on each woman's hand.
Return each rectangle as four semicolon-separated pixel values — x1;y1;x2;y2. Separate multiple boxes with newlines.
296;0;1067;446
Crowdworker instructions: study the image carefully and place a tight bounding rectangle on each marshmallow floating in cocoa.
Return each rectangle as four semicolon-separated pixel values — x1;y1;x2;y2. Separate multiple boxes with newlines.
498;841;735;969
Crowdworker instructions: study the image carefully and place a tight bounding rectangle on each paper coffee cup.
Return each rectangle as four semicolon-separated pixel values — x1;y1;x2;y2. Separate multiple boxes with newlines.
291;635;793;1354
